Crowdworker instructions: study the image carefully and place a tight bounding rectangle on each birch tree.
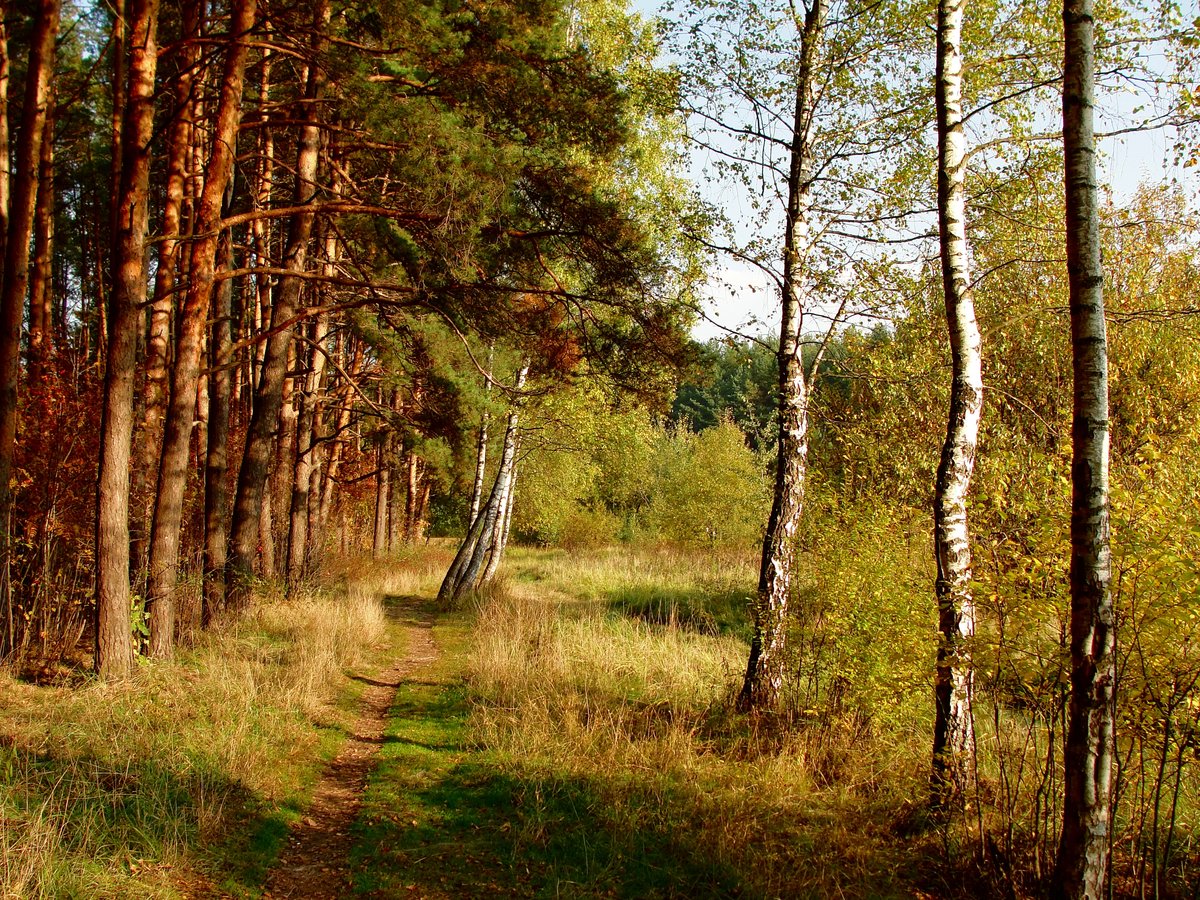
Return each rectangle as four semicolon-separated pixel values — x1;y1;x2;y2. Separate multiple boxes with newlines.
930;0;982;804
739;0;824;711
1052;0;1114;892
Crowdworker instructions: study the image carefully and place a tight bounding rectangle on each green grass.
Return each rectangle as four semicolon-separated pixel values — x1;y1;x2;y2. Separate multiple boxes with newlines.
0;557;437;898
349;546;930;899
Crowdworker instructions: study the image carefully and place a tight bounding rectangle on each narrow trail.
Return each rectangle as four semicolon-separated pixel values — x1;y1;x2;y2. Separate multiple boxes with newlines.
262;608;440;900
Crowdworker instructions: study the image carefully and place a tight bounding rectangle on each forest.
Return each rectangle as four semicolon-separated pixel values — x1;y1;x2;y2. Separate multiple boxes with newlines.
0;0;1197;895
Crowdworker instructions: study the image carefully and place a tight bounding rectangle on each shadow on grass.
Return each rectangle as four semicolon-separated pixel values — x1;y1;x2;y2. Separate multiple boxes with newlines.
0;740;310;897
350;680;747;899
607;584;754;644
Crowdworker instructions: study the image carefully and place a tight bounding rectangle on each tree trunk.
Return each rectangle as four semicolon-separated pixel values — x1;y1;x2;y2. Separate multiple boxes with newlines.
373;442;390;560
316;339;361;549
1052;0;1114;894
133;0;201;587
95;0;157;679
226;0;330;611
738;0;822;712
440;365;527;603
468;350;494;529
287;315;329;588
250;48;274;404
0;9;10;268
481;448;518;585
203;235;235;628
931;0;983;806
145;0;255;659
0;0;59;657
28;95;55;382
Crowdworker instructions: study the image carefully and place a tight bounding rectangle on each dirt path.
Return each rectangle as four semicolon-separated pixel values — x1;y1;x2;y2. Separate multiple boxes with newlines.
262;611;439;899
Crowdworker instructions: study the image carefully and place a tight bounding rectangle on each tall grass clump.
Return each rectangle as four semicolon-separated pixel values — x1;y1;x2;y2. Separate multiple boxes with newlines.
0;559;411;899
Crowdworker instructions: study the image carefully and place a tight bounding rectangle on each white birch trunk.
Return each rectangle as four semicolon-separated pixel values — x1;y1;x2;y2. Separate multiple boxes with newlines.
439;365;527;603
1053;0;1114;893
931;0;982;804
738;0;822;712
481;440;519;585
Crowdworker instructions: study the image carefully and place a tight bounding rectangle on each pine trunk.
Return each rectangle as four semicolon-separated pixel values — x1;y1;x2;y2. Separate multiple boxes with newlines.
373;443;390;560
1052;0;1114;894
146;0;255;658
226;0;329;610
738;0;822;712
133;0;201;585
95;0;156;679
203;237;235;628
27;96;55;381
931;0;983;805
287;315;329;588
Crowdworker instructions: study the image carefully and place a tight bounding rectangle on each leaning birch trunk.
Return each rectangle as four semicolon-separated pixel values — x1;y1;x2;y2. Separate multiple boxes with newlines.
145;0;255;658
481;447;519;586
226;0;329;612
1052;0;1114;894
453;425;516;600
931;0;982;806
439;365;527;603
95;0;155;679
738;0;822;712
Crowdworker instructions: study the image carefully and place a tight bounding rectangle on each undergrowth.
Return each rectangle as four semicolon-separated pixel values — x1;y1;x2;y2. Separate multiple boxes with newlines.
0;555;440;899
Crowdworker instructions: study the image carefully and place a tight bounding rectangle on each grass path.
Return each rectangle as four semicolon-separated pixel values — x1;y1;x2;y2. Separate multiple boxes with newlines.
262;602;437;899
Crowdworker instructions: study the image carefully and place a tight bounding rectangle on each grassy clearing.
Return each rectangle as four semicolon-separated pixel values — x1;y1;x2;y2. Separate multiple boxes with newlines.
0;554;443;899
349;545;931;898
469;547;929;898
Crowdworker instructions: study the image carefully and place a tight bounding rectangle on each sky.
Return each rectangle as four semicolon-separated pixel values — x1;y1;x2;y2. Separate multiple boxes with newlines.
630;0;1199;342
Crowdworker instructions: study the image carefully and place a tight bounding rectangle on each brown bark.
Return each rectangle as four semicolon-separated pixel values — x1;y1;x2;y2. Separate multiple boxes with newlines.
96;0;158;679
0;9;9;263
287;315;329;588
250;48;274;403
146;0;256;659
373;442;390;560
133;0;202;584
28;95;55;381
227;0;330;611
316;339;362;548
203;236;235;628
1052;0;1114;894
0;0;60;657
738;0;822;712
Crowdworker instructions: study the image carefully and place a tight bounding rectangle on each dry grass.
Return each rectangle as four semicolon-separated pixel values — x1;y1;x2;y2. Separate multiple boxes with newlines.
466;546;927;898
0;559;421;899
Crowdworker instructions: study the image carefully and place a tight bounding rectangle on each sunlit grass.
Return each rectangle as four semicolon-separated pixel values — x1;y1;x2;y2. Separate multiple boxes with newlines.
0;557;425;899
465;545;925;898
